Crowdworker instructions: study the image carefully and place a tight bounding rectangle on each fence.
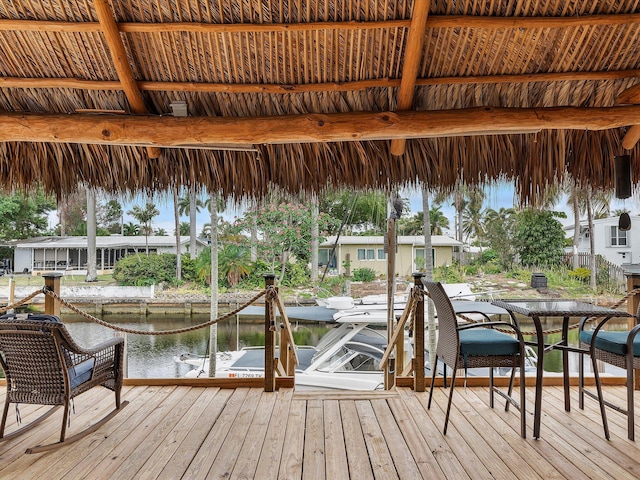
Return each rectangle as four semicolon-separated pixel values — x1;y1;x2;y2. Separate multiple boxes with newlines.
563;253;626;290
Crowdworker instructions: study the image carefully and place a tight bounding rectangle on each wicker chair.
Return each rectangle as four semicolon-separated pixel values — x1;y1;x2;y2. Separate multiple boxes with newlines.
0;313;127;453
578;308;640;440
424;281;527;438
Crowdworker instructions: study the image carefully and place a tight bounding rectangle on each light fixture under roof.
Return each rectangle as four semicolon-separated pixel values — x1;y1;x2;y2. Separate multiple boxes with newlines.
170;101;188;117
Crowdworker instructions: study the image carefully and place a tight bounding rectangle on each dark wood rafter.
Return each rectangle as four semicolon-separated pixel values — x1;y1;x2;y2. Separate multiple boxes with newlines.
92;0;161;159
3;106;640;147
390;0;431;157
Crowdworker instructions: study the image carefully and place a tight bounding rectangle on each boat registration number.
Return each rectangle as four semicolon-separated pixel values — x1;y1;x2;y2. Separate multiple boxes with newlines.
228;373;263;378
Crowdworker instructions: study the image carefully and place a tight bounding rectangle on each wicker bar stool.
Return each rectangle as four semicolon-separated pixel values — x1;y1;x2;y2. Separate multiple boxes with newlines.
424;281;527;438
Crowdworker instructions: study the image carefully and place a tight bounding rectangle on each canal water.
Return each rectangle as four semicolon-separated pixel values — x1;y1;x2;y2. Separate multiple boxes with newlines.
58;312;631;378
62;311;332;378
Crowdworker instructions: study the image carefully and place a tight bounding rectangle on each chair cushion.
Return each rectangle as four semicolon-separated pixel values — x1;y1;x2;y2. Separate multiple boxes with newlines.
580;330;640;357
69;358;95;389
459;329;520;357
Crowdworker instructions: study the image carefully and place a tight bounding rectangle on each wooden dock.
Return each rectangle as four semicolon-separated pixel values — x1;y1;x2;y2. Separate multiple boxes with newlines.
0;385;639;479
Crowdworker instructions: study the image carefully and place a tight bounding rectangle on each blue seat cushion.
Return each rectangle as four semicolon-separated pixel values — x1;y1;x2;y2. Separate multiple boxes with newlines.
69;358;95;389
459;329;520;357
580;330;640;357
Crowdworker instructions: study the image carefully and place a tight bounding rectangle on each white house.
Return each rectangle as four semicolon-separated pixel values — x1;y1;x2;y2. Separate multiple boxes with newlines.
563;216;640;266
10;235;206;275
319;235;463;278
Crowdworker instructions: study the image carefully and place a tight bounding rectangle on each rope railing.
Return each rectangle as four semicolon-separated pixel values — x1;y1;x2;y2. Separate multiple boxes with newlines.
0;286;270;336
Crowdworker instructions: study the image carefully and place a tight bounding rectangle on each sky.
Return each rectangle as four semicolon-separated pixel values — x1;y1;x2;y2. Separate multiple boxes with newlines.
49;182;640;237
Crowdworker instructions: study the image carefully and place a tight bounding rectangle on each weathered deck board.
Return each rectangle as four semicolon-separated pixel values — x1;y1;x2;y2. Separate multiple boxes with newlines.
0;385;639;479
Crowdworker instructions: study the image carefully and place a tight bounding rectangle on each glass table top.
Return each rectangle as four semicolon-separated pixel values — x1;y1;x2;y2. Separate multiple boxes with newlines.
491;299;634;317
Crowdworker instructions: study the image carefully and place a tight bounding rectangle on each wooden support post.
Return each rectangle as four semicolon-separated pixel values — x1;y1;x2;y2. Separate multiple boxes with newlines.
625;273;640;389
43;272;63;316
412;273;426;392
385;217;396;390
264;274;277;392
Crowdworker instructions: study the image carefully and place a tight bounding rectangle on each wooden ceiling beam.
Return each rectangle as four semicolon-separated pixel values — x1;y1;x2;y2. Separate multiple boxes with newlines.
1;12;640;34
92;0;160;159
2;69;638;94
390;0;431;157
3;106;640;147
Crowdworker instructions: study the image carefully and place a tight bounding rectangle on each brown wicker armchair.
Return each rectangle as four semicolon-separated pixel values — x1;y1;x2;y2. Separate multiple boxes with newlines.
424;281;527;438
0;313;127;453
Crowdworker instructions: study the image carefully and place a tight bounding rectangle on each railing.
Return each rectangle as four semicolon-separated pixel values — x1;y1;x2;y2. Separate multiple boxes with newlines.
37;272;299;392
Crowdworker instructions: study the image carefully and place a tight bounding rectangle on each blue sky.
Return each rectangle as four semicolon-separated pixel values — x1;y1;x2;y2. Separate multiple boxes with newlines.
50;182;637;236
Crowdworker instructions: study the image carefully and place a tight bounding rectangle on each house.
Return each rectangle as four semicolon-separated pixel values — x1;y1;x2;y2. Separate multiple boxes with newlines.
319;235;463;278
10;235;206;275
564;216;640;266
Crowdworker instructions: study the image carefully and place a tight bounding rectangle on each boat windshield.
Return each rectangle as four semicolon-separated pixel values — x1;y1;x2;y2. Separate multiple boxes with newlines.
315;345;382;373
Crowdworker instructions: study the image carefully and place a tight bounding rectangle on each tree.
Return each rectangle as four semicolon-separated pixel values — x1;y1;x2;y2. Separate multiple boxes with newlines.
0;189;55;240
461;187;486;246
155;227;167;235
178;192;204;260
86;187;98;282
484;207;517;268
218;244;252;287
58;190;86;236
123;222;140;236
514;209;566;266
173;188;182;281
320;189;393;235
236;200;338;285
98;199;123;234
128;202;160;254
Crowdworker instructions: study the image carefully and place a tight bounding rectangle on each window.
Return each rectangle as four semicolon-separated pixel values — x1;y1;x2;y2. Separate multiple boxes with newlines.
610;226;628;246
357;248;375;260
414;248;435;270
377;249;386;260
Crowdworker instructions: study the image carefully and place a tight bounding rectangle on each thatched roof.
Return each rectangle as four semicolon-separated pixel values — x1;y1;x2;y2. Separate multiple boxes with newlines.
2;1;640;203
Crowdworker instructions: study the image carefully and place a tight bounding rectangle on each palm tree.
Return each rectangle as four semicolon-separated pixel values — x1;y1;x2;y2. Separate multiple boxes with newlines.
429;205;450;235
173;187;181;281
123;222;140;236
218;245;252;287
155;227;167;235
178;192;204;260
461;188;486;247
128;202;160;254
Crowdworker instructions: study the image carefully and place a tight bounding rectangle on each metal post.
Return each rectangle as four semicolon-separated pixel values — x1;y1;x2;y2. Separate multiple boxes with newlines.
43;272;63;316
264;274;277;392
412;272;426;392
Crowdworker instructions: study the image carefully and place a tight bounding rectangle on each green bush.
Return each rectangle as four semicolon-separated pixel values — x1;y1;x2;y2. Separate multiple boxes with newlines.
353;268;377;282
113;253;177;286
282;262;310;287
434;264;464;284
568;267;590;282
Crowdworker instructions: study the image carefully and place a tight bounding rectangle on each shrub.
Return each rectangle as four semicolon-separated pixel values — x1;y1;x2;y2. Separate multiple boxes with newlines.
113;253;177;286
353;268;377;282
568;267;590;283
434;264;464;284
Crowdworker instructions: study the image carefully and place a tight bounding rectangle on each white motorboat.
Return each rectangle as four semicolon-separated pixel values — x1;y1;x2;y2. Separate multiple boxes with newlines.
175;314;411;390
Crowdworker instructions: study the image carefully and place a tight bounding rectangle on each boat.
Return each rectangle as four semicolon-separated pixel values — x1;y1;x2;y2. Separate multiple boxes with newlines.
175;314;410;390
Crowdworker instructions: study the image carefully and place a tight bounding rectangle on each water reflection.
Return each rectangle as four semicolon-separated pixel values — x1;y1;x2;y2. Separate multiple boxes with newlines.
62;312;332;378
58;312;631;378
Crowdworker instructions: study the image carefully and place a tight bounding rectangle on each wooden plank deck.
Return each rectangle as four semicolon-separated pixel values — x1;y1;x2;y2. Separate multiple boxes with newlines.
1;385;639;479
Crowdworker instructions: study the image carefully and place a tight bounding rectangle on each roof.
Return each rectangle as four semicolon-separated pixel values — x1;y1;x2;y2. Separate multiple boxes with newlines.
564;215;640;232
1;2;640;203
321;235;462;247
12;236;203;249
